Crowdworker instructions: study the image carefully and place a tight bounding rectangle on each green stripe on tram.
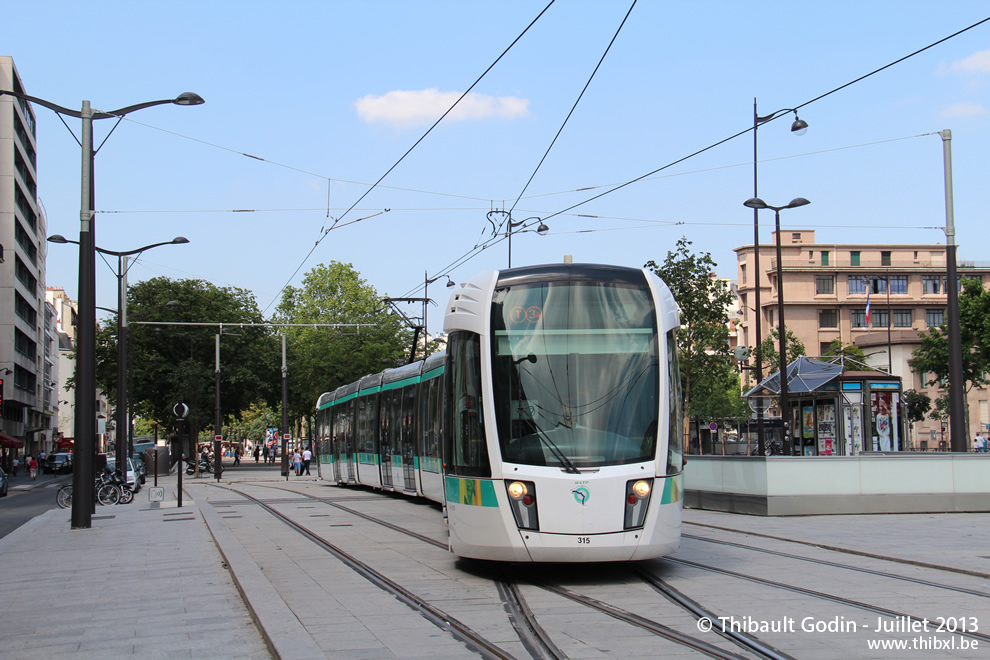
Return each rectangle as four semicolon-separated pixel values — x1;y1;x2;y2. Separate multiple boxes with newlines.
381;375;421;392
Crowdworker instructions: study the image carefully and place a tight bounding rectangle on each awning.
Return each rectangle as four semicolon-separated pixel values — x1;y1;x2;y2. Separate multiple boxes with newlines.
0;432;25;449
745;356;845;397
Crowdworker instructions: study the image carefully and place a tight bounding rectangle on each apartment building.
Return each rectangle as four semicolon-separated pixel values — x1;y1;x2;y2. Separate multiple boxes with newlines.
0;56;51;455
735;230;990;447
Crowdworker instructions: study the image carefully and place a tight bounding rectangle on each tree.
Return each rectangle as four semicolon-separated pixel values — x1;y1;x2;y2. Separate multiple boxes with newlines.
95;277;280;437
902;389;932;424
910;276;990;441
758;328;806;373
274;262;412;428
645;238;736;451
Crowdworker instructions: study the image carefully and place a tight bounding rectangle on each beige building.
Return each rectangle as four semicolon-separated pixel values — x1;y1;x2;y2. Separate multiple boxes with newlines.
734;230;990;448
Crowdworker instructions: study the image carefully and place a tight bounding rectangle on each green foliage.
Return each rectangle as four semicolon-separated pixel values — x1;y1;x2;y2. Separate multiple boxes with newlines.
645;237;736;420
758;328;806;373
902;389;931;424
95;277;280;433
910;277;990;393
273;262;412;421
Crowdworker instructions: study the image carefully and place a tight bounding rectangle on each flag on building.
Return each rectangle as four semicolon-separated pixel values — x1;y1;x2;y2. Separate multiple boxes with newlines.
865;288;872;326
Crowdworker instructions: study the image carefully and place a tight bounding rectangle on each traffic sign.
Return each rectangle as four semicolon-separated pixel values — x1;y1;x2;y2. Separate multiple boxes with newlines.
283;434;291;440
215;435;222;441
709;422;718;431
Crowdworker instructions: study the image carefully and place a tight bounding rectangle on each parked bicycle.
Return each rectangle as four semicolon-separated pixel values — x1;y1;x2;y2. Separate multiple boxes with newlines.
55;467;136;508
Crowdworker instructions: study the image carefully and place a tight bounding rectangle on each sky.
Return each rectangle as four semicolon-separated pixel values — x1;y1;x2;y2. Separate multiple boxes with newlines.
6;1;990;337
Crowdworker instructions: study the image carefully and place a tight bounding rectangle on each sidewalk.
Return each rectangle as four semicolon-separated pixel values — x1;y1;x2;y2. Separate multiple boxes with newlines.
0;482;270;659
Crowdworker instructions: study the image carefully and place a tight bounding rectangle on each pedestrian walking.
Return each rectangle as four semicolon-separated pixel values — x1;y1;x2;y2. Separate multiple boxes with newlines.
233;448;241;466
269;445;276;464
253;445;260;463
292;449;302;476
12;457;18;477
302;446;312;476
29;457;38;480
974;433;987;453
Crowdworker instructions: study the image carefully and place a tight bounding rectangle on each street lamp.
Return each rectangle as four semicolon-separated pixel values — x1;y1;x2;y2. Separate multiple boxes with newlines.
937;130;966;452
424;272;455;355
48;234;189;481
488;210;549;268
743;196;811;455
751;99;808;455
5;89;203;528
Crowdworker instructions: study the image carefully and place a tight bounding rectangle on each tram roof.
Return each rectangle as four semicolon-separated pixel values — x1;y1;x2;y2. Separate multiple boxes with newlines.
496;263;647;287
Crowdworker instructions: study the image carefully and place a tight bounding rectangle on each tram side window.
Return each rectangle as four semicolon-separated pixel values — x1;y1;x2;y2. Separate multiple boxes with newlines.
446;331;491;478
357;394;380;462
666;329;683;475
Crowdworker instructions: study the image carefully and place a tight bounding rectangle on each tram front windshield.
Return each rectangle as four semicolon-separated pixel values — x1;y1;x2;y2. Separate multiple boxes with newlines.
492;279;659;469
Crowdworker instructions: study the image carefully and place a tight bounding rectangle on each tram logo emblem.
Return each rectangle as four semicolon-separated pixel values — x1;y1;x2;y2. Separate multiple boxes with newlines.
572;487;590;505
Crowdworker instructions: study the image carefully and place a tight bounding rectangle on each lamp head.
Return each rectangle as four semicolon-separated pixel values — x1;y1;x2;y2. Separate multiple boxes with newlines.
790;115;809;136
171;237;190;244
786;197;811;209
537;222;550;236
47;234;72;244
445;277;456;288
743;198;767;210
173;92;205;106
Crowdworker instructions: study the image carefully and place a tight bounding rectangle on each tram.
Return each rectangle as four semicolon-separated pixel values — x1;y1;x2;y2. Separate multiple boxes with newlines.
315;262;683;562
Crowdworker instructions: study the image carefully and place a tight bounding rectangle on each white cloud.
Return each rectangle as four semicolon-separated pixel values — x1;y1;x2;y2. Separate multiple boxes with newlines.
354;88;530;127
941;49;990;75
939;102;986;118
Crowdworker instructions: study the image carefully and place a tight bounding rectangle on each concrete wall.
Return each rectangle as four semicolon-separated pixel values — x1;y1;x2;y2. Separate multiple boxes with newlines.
684;454;990;515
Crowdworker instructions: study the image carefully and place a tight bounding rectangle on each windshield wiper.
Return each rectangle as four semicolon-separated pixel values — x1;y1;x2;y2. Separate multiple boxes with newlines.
531;426;581;474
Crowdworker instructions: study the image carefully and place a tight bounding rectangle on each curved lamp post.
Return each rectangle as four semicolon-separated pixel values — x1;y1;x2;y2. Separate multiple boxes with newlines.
0;89;204;530
743;197;811;455
751;100;808;455
48;235;189;482
488;210;549;268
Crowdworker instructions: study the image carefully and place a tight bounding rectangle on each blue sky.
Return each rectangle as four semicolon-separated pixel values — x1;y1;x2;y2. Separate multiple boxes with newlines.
7;1;990;336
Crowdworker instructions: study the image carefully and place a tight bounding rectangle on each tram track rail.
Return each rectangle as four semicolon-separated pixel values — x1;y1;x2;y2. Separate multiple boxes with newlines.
663;556;990;646
214;484;517;660
684;533;990;599
684;520;990;580
236;483;790;659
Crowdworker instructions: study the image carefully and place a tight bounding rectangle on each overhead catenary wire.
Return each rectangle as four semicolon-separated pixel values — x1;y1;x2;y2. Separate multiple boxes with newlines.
508;0;637;216
258;1;557;315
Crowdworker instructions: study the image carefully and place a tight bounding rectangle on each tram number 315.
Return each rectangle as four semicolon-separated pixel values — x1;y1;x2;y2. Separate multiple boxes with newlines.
577;537;591;544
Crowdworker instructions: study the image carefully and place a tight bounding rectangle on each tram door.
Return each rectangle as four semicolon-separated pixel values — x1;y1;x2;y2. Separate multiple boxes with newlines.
401;384;417;492
380;389;397;488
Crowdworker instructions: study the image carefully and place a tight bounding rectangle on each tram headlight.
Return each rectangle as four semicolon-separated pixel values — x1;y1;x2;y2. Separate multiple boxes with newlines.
624;478;654;530
507;481;527;500
505;480;539;531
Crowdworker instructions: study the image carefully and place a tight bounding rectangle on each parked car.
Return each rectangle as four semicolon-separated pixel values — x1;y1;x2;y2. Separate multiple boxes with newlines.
106;457;140;491
45;453;73;475
131;452;147;484
0;467;7;497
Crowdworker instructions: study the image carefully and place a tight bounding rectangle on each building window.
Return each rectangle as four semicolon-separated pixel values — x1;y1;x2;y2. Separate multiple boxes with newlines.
851;309;867;328
819;309;838;328
926;309;945;327
881;251;891;266
851;251;860;266
820;341;835;356
821;251;829;266
922;276;941;295
871;309;889;328
849;278;867;295
893;310;912;328
740;264;746;284
888;275;907;294
767;308;775;327
815;275;834;295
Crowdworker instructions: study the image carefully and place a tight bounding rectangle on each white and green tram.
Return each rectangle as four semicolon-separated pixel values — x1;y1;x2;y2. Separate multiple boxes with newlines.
316;263;683;562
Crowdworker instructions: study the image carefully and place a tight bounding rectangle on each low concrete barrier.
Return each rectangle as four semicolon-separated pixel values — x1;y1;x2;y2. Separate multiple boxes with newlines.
684;453;990;515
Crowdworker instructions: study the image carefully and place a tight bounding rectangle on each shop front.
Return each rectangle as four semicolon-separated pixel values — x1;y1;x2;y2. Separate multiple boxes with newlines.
746;357;903;457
